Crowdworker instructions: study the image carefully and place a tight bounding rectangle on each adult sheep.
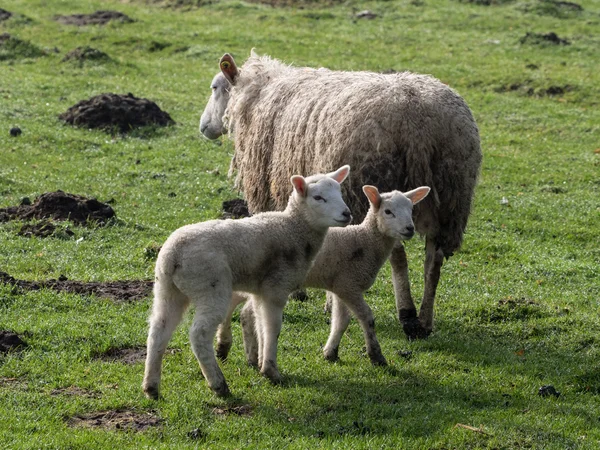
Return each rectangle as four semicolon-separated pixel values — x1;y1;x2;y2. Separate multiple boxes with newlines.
199;51;482;339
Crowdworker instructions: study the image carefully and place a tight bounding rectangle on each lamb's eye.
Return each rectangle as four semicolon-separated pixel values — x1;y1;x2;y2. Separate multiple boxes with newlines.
313;195;326;202
384;209;392;215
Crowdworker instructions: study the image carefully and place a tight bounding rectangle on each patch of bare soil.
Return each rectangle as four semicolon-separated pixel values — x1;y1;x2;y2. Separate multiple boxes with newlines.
62;46;110;64
0;8;12;21
51;386;102;398
221;198;250;219
0;331;28;354
94;346;178;364
0;377;28;389
494;82;573;97
0;271;153;302
67;409;161;431
55;11;134;26
0;191;115;225
59;93;174;133
520;31;570;45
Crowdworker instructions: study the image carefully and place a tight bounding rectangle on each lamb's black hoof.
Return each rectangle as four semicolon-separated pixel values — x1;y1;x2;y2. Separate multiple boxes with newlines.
402;318;432;340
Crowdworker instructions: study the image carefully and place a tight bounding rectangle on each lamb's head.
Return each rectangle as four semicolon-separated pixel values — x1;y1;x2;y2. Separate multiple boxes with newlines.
199;54;239;139
363;185;431;241
290;165;352;229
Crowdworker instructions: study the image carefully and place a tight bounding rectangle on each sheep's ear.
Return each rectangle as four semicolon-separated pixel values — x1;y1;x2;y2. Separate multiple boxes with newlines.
328;165;350;184
362;185;381;209
404;186;431;205
220;54;239;85
291;175;308;198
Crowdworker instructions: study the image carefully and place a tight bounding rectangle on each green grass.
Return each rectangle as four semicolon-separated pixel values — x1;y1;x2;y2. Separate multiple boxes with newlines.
1;0;599;448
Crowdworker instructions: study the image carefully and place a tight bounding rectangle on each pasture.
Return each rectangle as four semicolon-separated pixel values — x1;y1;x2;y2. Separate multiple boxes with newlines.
1;0;599;448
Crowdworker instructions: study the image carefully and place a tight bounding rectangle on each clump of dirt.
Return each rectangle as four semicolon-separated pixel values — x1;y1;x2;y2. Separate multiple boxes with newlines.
51;386;101;398
520;31;570;45
55;11;134;26
67;409;161;431
62;46;111;64
494;82;573;97
17;220;75;238
221;199;251;219
59;93;175;133
0;271;153;302
0;33;45;61
0;191;115;225
0;331;28;354
0;8;12;21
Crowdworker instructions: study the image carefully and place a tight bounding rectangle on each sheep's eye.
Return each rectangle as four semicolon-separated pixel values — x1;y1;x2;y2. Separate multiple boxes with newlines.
384;209;392;215
313;195;326;202
211;86;217;90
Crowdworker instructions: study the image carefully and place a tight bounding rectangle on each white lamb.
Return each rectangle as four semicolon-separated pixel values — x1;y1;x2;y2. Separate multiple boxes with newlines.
216;185;430;368
142;166;352;398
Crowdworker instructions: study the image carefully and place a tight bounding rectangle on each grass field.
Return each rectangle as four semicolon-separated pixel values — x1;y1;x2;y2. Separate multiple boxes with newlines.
1;0;599;448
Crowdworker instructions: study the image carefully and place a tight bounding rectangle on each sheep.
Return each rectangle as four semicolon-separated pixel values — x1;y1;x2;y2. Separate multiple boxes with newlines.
142;165;352;399
199;51;482;339
215;185;430;368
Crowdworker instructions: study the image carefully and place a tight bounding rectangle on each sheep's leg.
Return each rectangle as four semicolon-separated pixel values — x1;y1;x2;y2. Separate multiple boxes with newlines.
215;292;247;361
240;298;259;368
189;295;232;397
323;292;351;362
143;282;190;400
419;237;444;334
254;298;286;384
390;244;427;339
336;291;387;366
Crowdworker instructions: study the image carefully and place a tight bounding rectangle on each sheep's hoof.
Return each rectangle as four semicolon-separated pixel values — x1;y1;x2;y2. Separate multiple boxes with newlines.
212;382;231;398
261;365;283;385
143;384;159;400
216;342;232;362
402;318;432;340
369;354;388;367
323;347;339;362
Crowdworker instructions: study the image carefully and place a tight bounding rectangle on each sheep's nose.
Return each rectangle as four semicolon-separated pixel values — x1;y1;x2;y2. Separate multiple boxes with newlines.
342;209;352;223
404;225;415;237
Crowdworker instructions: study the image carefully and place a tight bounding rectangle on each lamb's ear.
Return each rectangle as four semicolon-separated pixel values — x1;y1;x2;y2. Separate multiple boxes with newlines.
291;175;308;198
327;165;350;184
362;185;381;209
404;186;431;205
220;54;239;85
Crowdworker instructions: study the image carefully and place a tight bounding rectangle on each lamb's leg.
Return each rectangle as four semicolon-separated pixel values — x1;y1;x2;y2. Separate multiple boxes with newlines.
240;298;259;368
143;281;189;400
419;237;444;334
390;244;427;339
323;292;351;362
189;296;232;397
337;291;387;366
215;292;247;361
254;298;286;384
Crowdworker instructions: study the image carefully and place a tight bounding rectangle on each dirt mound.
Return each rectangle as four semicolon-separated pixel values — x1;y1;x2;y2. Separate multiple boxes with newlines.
221;198;251;219
59;93;175;133
62;46;110;64
17;220;75;238
55;10;134;26
0;331;28;354
0;8;12;21
94;346;148;364
520;31;570;45
0;271;153;302
0;191;115;225
67;409;161;431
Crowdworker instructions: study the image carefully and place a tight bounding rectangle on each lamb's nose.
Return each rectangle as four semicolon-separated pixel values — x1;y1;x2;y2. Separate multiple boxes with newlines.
342;209;352;222
406;225;414;234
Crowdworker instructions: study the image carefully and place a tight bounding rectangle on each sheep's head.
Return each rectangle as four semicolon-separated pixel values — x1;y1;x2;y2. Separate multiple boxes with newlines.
199;53;239;140
363;186;430;240
291;165;352;230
